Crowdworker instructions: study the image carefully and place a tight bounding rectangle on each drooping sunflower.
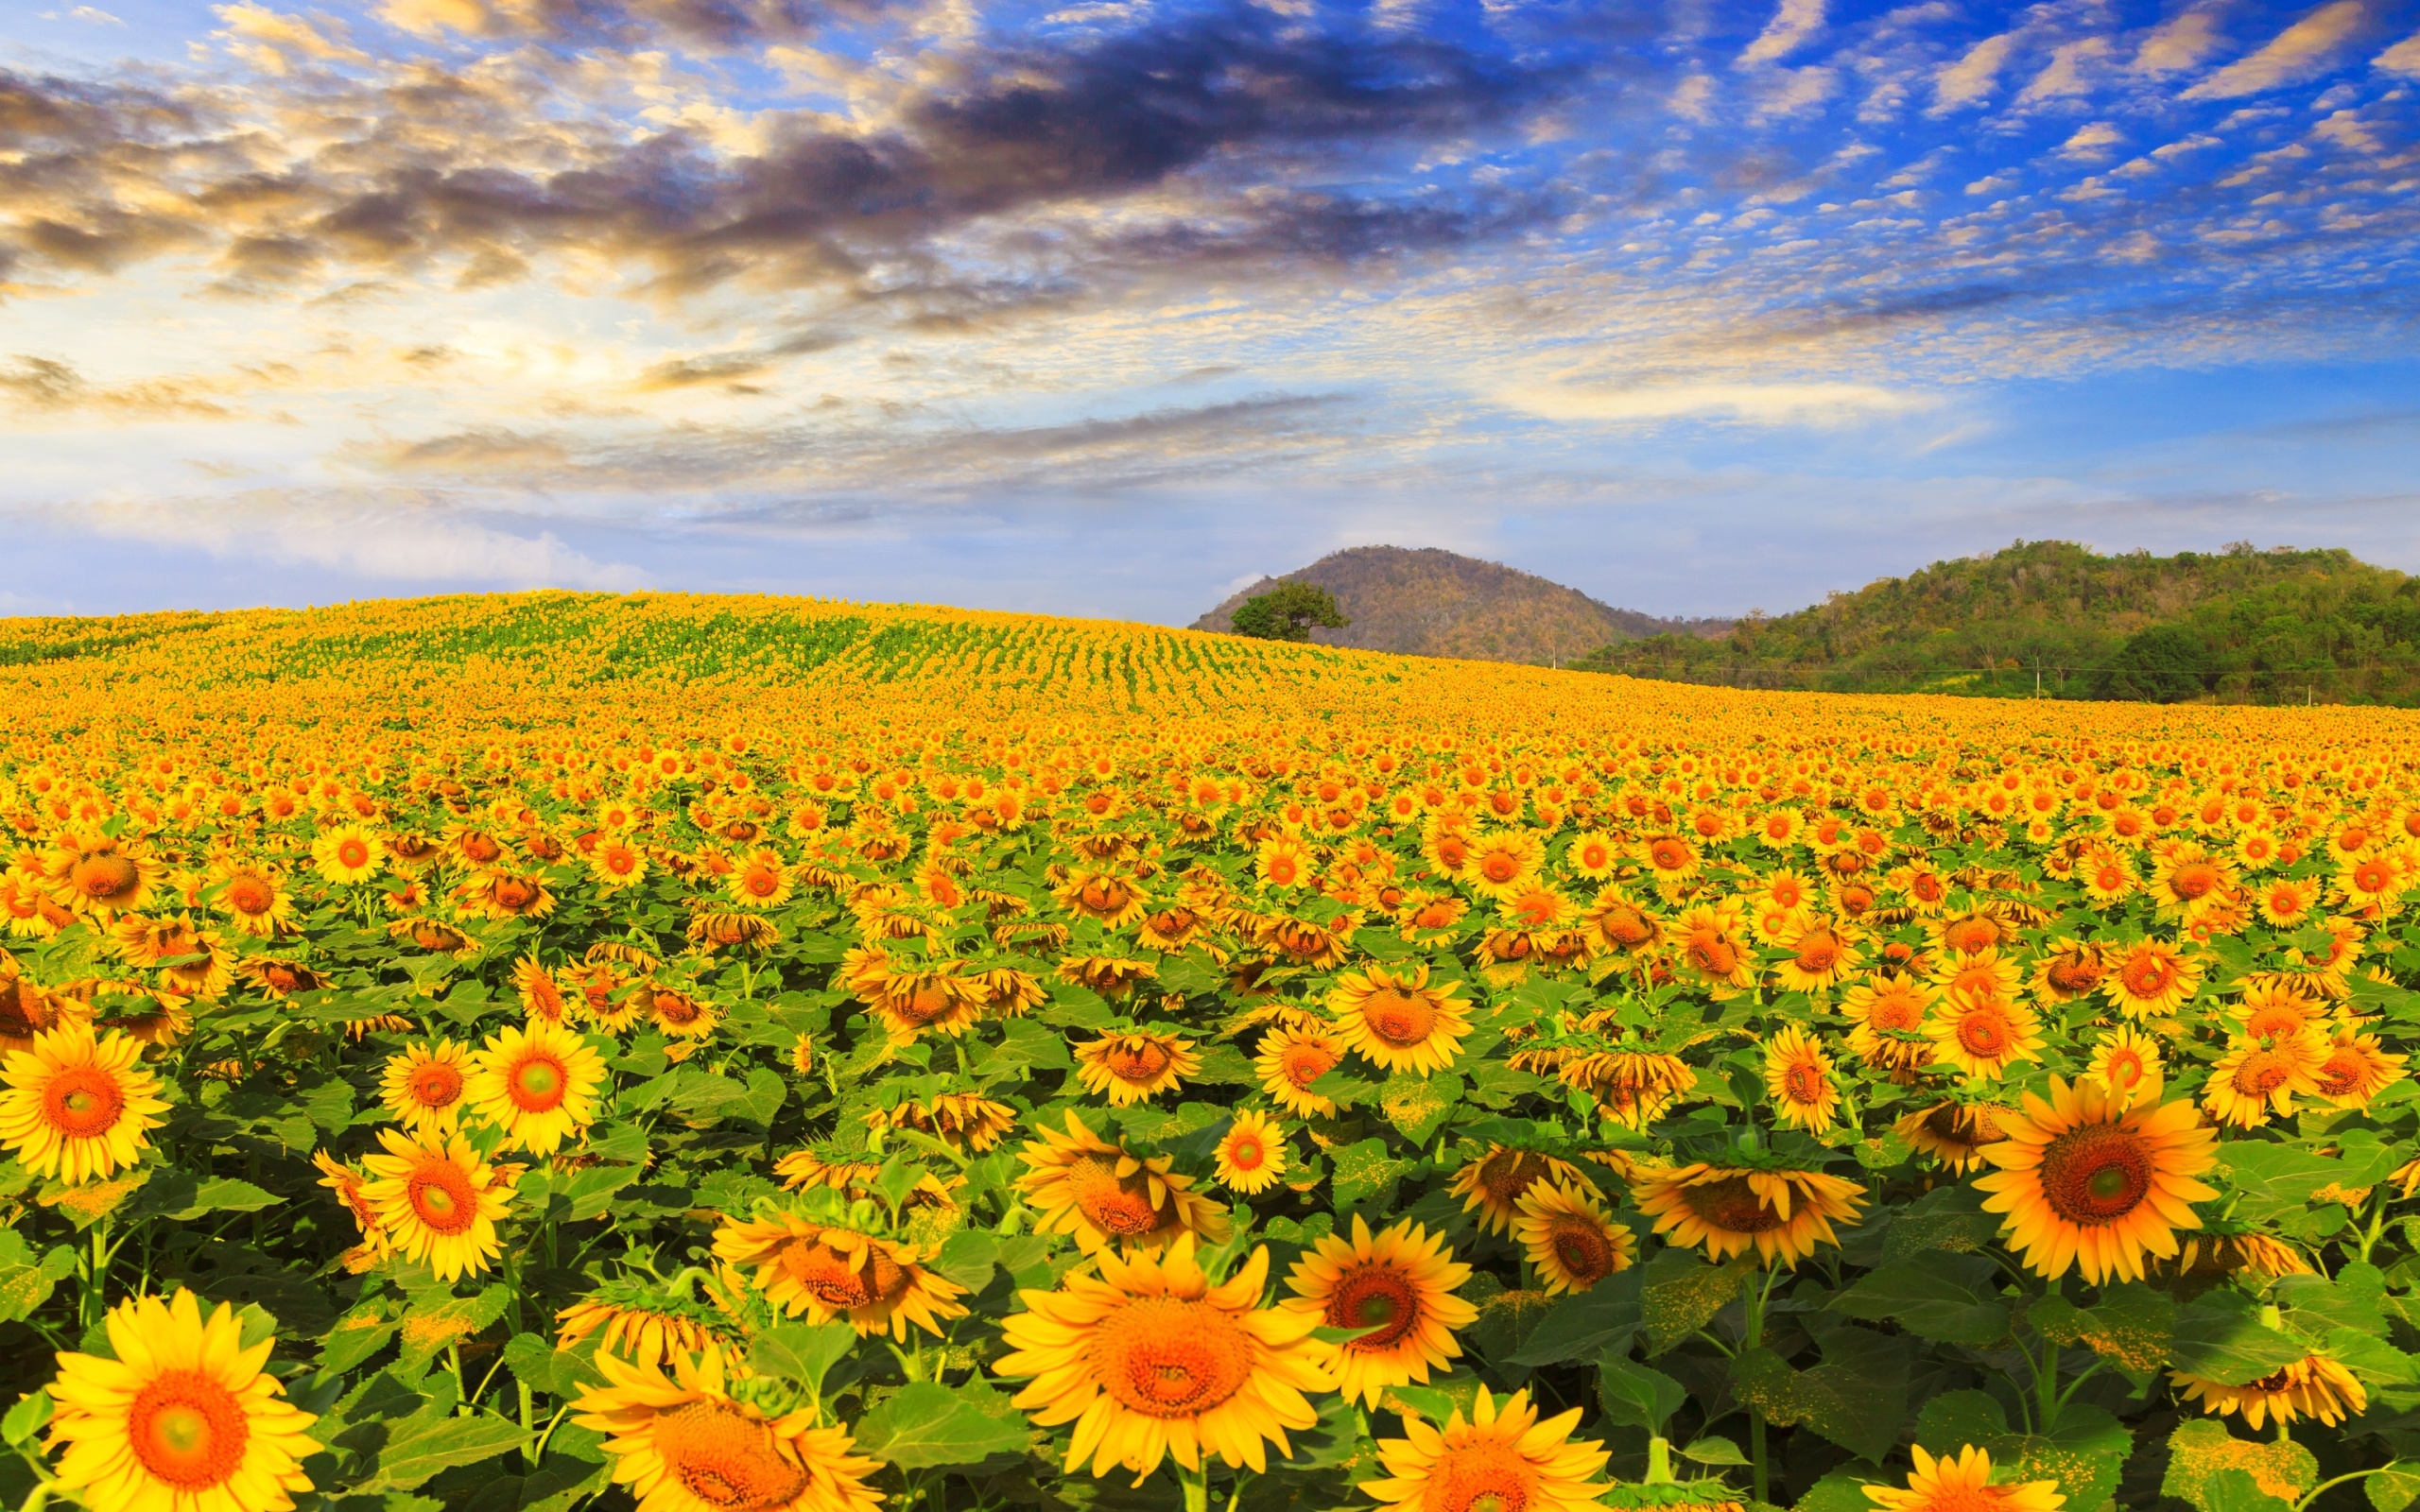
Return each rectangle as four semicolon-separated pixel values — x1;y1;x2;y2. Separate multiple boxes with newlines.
1762;1023;1840;1134
1974;1074;2218;1283
2171;1352;2367;1431
1894;1101;2008;1175
865;1092;1019;1153
1073;1031;1201;1106
1361;1385;1611;1512
379;1039;473;1137
1055;868;1151;927
1862;1445;2064;1512
996;1235;1333;1481
2102;938;2202;1019
109;914;234;1001
2030;938;2105;1004
314;1148;389;1266
1446;1145;1586;1237
2312;1029;2407;1108
1514;1179;1637;1295
1327;963;1470;1075
574;1345;884;1512
1630;1162;1866;1269
2202;1035;2326;1128
1925;993;2046;1081
1016;1111;1231;1254
454;869;556;921
1254;1028;1345;1117
1214;1110;1289;1195
45;1289;320;1512
1281;1215;1477;1407
0;1022;167;1184
1583;887;1662;962
558;1287;726;1367
463;1019;608;1155
711;1212;968;1339
358;1126;516;1281
2086;1026;2165;1097
311;822;384;885
2162;1224;2313;1283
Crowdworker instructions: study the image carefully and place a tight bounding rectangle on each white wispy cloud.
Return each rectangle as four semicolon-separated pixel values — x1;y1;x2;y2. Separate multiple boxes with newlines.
1494;382;1938;427
2182;1;2369;99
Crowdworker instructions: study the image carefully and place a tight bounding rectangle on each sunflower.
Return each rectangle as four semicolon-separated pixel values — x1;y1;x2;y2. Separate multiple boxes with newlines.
1668;902;1755;997
45;1290;320;1512
2030;939;2104;1004
2335;850;2407;915
1925;994;2046;1081
574;1346;884;1512
994;1235;1333;1482
1762;1023;1839;1134
1894;1102;2008;1175
1841;971;1938;1076
1074;1031;1201;1106
1016;1111;1231;1254
42;833;164;919
2086;1027;2165;1097
2256;877;2320;929
2203;1035;2325;1128
1055;868;1151;927
2312;1029;2406;1108
1327;963;1470;1075
1929;947;2024;1009
558;1292;725;1367
314;1148;389;1264
359;1126;515;1281
711;1212;968;1339
212;862;295;936
1974;1074;2218;1284
647;985;722;1043
1862;1445;2064;1512
1638;833;1701;887
2227;981;2329;1045
0;1022;167;1184
1514;1179;1637;1296
1214;1110;1288;1195
591;838;650;893
865;1092;1019;1153
1254;1028;1346;1117
379;1039;473;1137
2102;938;2202;1019
1278;1215;1474;1407
1773;920;1859;994
2171;1353;2367;1431
1466;831;1547;901
2163;1227;2313;1283
1445;1144;1585;1237
1583;887;1662;961
1255;835;1315;889
1565;830;1620;880
2079;849;2136;908
1631;1163;1866;1269
311;822;383;885
1361;1385;1611;1512
454;869;556;921
2151;845;2238;919
464;1019;608;1155
513;954;572;1023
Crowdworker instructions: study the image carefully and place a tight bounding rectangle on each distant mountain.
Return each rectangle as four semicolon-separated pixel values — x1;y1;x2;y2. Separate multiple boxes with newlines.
1577;540;2420;704
1193;546;1729;664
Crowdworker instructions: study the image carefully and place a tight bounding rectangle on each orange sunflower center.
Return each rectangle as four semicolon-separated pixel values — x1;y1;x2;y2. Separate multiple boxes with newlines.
743;867;782;897
1224;1131;1267;1170
2037;1125;2153;1226
1794;935;1841;973
2232;1049;2296;1096
493;877;540;910
337;839;371;869
2353;860;2394;893
1780;1059;1826;1104
1104;1040;1174;1081
1361;988;1440;1047
1599;907;1654;948
1943;919;1999;954
43;1067;127;1138
888;983;956;1025
1090;1297;1253;1419
1066;1157;1171;1239
1865;990;1924;1033
461;833;503;864
1680;1176;1785;1234
407;1060;463;1108
1427;1436;1542;1512
653;990;703;1026
1955;1005;2014;1057
2103;1048;2147;1088
652;1399;809;1512
2242;1005;2309;1040
1478;853;1523;885
71;853;141;901
128;1368;249;1490
1649;840;1689;871
1327;1263;1421;1351
776;1238;908;1311
1685;932;1737;977
2316;1052;2363;1097
2121;954;2176;997
1544;1216;1621;1286
2047;955;2102;994
227;877;275;915
510;1052;568;1112
2170;864;2221;901
406;1157;479;1234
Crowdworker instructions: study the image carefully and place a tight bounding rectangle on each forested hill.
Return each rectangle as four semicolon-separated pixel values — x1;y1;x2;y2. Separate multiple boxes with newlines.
1577;541;2420;704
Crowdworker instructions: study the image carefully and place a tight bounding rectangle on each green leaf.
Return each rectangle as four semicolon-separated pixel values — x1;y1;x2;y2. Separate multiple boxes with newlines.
2321;1328;2420;1385
395;1290;511;1375
751;1323;859;1398
2203;1469;2295;1512
2366;1463;2420;1512
935;1230;1001;1293
1681;1435;1749;1466
2027;1282;2174;1375
2169;1290;2310;1387
0;1229;77;1324
167;1177;281;1221
1508;1270;1641;1366
1912;1390;2008;1455
353;1406;530;1492
2163;1420;2321;1512
1794;1462;1892;1512
1639;1249;1754;1356
1378;1073;1461;1144
853;1381;1028;1469
1730;1325;1909;1463
1596;1356;1686;1435
1993;1404;2134;1512
319;1303;402;1375
2274;1263;2388;1342
1;1389;51;1447
502;1333;604;1400
1830;1253;2009;1346
1329;1138;1412;1208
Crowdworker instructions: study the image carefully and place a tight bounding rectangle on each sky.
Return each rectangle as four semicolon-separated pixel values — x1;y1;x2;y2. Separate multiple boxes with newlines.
3;0;2417;624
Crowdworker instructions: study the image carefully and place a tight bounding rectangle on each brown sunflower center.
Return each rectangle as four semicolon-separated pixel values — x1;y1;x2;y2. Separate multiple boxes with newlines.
1428;1438;1542;1512
2047;955;2101;994
777;1239;908;1311
653;1400;810;1512
1679;1176;1785;1234
2232;1048;2296;1096
1361;988;1440;1047
653;990;703;1026
510;1054;567;1111
1327;1263;1421;1350
408;1061;463;1108
2037;1125;2153;1226
227;877;275;915
1090;1297;1253;1419
2315;1053;2362;1097
2170;864;2221;901
71;854;141;901
1477;1151;1547;1207
1103;1040;1173;1081
1546;1216;1621;1287
1066;1156;1171;1239
128;1368;249;1490
43;1067;126;1138
1780;1060;1827;1104
1599;907;1654;948
460;833;503;864
406;1157;479;1234
889;983;957;1025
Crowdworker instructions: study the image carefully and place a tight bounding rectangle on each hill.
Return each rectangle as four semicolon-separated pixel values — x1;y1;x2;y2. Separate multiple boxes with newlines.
1193;545;1729;663
1576;540;2420;704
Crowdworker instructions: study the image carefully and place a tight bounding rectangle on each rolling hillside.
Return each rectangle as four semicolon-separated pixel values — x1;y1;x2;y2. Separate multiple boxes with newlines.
1193;545;1728;664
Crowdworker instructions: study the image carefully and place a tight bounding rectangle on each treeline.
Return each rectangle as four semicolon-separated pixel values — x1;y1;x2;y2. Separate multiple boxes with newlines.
1575;541;2420;704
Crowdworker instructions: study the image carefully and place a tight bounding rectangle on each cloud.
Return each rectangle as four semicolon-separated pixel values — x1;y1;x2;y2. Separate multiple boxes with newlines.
2181;1;2368;99
2377;28;2420;76
1931;32;2013;112
2057;121;2123;162
1737;0;1824;68
2135;7;2226;75
1496;381;1937;427
65;7;127;25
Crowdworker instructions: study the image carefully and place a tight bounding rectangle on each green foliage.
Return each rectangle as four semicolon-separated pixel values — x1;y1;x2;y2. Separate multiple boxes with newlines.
1230;581;1350;642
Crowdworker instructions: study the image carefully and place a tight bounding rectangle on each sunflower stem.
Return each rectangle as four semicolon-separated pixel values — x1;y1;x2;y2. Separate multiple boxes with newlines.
1746;1263;1773;1505
1180;1463;1211;1512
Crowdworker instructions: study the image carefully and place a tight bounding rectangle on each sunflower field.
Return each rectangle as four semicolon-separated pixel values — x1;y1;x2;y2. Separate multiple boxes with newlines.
6;592;2420;1512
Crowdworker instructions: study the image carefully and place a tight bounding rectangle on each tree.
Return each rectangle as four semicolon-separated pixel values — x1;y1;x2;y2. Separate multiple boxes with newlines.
2097;625;2212;702
1230;581;1349;642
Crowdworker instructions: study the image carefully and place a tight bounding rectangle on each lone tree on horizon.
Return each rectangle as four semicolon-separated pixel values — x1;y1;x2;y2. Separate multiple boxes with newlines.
1230;581;1349;642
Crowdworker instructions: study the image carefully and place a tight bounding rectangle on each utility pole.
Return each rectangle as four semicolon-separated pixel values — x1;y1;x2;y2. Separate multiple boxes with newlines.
2034;667;2042;698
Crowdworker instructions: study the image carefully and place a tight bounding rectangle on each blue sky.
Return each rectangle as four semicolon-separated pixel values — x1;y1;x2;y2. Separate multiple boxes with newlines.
4;0;2417;623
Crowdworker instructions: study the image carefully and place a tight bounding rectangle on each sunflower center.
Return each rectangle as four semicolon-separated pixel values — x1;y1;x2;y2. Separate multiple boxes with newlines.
1067;1157;1170;1238
1944;919;1999;954
128;1370;249;1489
1547;1218;1619;1287
654;1400;810;1511
1649;841;1688;870
1429;1439;1541;1512
654;991;703;1026
746;868;781;896
2122;955;2175;996
1955;1005;2014;1057
1781;1062;1826;1104
2316;1053;2362;1096
777;1239;908;1310
2355;861;2393;892
2037;1125;2153;1226
1679;1176;1785;1234
1867;992;1923;1033
43;1064;128;1138
890;984;956;1025
2233;1049;2295;1095
2047;956;2101;994
1328;1264;1420;1350
462;833;502;863
1090;1297;1253;1418
1477;1151;1547;1207
511;1055;567;1111
1795;936;1840;972
1599;907;1654;948
406;1158;478;1234
2171;864;2220;901
1225;1134;1266;1171
1361;988;1439;1047
72;854;141;901
228;879;274;914
2242;1005;2308;1040
1105;1040;1173;1080
337;840;370;868
1685;932;1737;976
408;1061;463;1108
